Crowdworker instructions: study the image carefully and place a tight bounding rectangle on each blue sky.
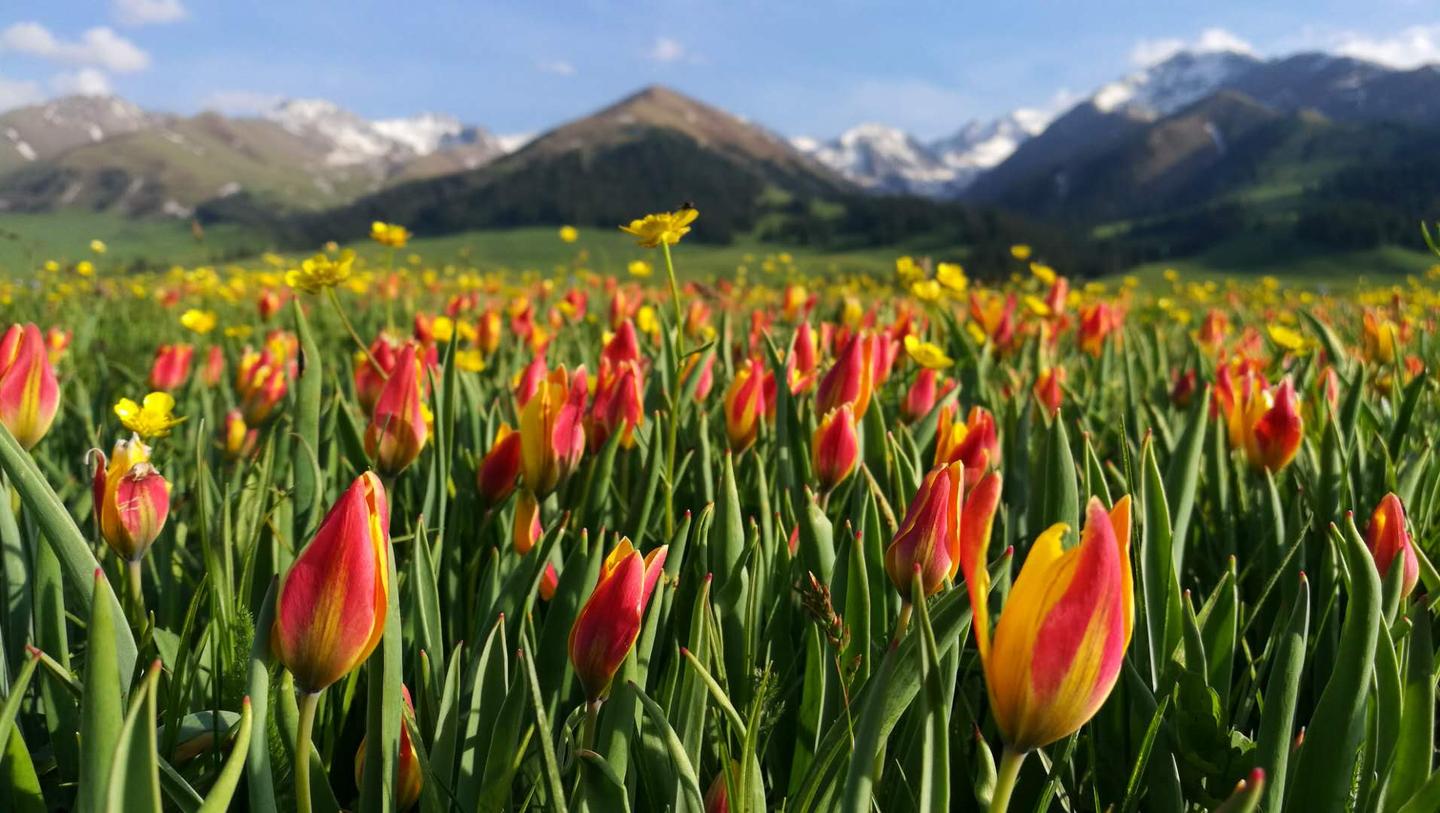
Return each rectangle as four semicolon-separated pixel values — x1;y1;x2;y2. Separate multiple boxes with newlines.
2;1;1439;139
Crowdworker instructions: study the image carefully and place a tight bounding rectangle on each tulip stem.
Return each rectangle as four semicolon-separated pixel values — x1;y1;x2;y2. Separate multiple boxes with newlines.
661;241;685;358
125;558;145;625
892;602;913;646
990;746;1026;812
296;690;321;813
582;698;602;751
326;287;387;380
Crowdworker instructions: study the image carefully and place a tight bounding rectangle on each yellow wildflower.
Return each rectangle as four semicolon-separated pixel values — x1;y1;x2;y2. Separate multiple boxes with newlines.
180;309;218;334
76;260;95;277
455;349;486;372
903;334;954;369
1029;262;1056;285
1010;244;1032;261
286;250;356;293
628;260;653;278
559;225;579;243
911;279;942;302
937;262;968;292
1267;325;1308;352
115;393;186;439
620;207;699;248
370;221;410;248
90;239;107;254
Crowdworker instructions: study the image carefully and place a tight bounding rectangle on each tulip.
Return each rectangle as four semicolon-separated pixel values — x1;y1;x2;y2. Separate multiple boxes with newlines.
788;321;818;395
602;320;642;368
723;358;767;451
514;490;542;554
962;496;1132;810
477;423;523;505
148;344;194;391
681;351;716;402
1362;310;1399;364
817;331;874;418
91;435;171;562
513;355;549;408
970;292;1017;350
812;405;859;492
704;764;736;813
273;471;390;693
569;537;667;702
1170;369;1198;408
519;365;587;497
902;368;939;423
477;309;502;355
355;685;422;811
1078;302;1121;357
885;463;1002;600
1366;493;1418;597
1034;367;1064;418
0;323;61;449
590;359;645;449
1224;377;1303;471
539;562;560;602
45;326;72;363
236;347;288;424
222;409;257;461
364;343;430;476
354;335;399;413
934;404;999;484
202;345;225;387
258;289;283;321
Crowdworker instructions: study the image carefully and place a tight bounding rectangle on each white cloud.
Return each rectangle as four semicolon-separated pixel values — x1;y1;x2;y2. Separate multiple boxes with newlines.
0;75;43;112
0;23;150;73
1130;27;1256;67
1332;25;1440;69
113;0;187;26
51;68;113;96
537;59;575;76
201;89;283;115
647;37;687;63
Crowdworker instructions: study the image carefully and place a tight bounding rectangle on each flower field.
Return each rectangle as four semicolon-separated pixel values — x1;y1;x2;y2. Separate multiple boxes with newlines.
1;213;1439;813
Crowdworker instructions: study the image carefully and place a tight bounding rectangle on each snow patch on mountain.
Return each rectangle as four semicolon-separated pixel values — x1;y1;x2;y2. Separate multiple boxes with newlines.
1090;50;1263;118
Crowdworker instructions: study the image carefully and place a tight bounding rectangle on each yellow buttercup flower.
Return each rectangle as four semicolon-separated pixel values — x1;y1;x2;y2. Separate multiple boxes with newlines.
911;279;942;302
455;349;486;372
559;225;580;243
1010;244;1032;261
180;309;218;334
286;250;356;293
90;239;107;254
1029;262;1056;285
620;207;699;248
936;262;967;292
1267;324;1307;352
628;260;653;278
115;392;187;439
370;221;410;248
76;261;95;277
903;334;954;369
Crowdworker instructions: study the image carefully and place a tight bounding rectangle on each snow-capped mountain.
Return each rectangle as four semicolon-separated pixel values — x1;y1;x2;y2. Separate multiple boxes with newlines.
263;100;508;169
931;110;1051;181
792;123;958;195
1090;50;1263;118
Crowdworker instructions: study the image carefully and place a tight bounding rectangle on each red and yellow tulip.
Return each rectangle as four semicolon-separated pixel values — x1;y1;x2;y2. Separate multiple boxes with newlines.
934;404;999;484
148;344;194;391
0;323;61;449
364;342;430;476
519;365;587;496
91;435;171;561
817;331;874;418
884;463;1002;598
354;684;422;811
477;423;523;505
812;404;859;492
1366;493;1418;597
273;472;390;693
569;537;668;701
723;358;768;451
1221;375;1303;471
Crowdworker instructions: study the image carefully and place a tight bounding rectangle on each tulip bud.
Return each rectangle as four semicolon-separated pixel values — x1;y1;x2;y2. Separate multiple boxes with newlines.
1226;377;1303;471
723;358;767;451
149;344;194;391
222;409;258;461
788;322;818;395
236;347;288;424
590;359;645;449
519;365;587;497
1366;493;1418;597
477;309;502;355
365;343;430;476
902;368;939;423
258;289;284;321
274;472;390;692
202;345;225;387
602;320;642;368
1034;367;1064;418
704;763;736;813
513;355;549;408
681;351;716;402
963;496;1132;751
1170;369;1197;408
934;404;1000;485
514;490;542;555
477;423;523;505
0;323;61;449
817;331;874;418
539;562;560;602
355;684;422;811
569;538;667;700
45;326;72;363
354;335;399;414
812;405;859;492
91;435;171;561
885;462;963;598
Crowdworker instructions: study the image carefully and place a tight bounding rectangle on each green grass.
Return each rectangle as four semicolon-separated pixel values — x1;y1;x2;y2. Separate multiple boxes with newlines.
0;211;260;274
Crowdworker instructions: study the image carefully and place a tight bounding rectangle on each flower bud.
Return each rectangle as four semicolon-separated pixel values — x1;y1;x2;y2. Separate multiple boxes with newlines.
519;365;587;496
222;409;258;461
364;342;430;476
0;323;61;449
91;435;171;561
817;331;874;418
355;684;422;811
477;423;523;505
1366;493;1418;597
149;344;194;391
723;358;767;451
590;359;645;450
812;405;859;492
569;538;667;701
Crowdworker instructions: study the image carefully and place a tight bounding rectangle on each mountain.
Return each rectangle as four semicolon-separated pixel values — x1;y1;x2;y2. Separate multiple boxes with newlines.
277;85;858;243
792;124;957;196
931;110;1051;186
0;95;512;216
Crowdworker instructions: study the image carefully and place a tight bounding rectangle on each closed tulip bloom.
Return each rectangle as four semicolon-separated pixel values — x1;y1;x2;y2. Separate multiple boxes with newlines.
934;404;1000;485
1078;302;1121;357
149;344;194;391
477;309;503;355
902;368;939;423
817;331;874;418
273;472;390;693
355;684;422;812
1034;367;1064;418
602;320;642;368
1366;493;1418;597
236;348;288;424
354;335;399;414
222;409;258;461
681;351;716;402
723;358;767;451
258;289;283;321
0;323;61;449
519;365;587;497
812;405;859;492
365;343;430;476
963;496;1133;752
590;359;645;449
513;490;543;554
1225;377;1303;471
886;464;1002;599
477;423;523;505
202;345;225;387
788;321;818;395
569;538;667;701
91;435;171;561
513;355;549;408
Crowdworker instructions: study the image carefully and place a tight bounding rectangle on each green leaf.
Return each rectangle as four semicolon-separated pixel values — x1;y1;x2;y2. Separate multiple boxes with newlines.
632;680;706;812
104;661;162;813
1385;599;1434;806
245;578;278;813
1254;574;1308;813
195;698;253;813
291;298;324;540
360;532;403;813
79;571;125;813
1036;414;1079;546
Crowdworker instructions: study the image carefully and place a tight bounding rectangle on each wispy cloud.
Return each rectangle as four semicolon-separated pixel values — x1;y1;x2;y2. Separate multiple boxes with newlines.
113;0;187;27
1130;27;1256;67
647;37;688;63
51;68;113;96
0;75;43;111
1331;25;1440;69
537;59;576;76
0;22;151;73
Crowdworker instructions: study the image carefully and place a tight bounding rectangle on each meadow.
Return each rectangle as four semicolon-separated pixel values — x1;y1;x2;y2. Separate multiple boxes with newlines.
0;210;1438;813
